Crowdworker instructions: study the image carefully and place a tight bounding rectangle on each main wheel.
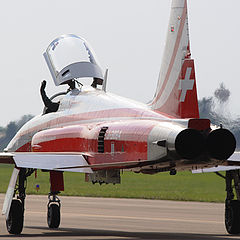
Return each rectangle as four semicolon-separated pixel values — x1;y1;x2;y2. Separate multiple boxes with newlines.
225;200;240;234
6;199;24;234
47;203;60;228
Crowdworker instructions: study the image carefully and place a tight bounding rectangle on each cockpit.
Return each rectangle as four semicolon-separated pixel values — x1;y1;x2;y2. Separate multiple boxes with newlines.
42;34;105;114
43;34;104;87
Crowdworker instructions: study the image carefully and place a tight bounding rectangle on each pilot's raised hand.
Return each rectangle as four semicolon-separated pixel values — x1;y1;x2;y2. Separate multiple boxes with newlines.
40;80;47;93
40;80;59;113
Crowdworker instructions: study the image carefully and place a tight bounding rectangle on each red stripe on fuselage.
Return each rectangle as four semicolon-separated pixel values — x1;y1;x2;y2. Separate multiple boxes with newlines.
16;142;31;152
32;137;147;165
30;120;156;167
11;107;168;152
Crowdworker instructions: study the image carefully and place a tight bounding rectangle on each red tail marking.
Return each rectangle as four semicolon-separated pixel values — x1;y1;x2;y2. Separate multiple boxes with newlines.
154;59;199;119
179;59;199;118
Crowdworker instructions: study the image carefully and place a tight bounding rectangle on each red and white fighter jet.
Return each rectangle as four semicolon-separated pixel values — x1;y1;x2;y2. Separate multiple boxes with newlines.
0;0;239;235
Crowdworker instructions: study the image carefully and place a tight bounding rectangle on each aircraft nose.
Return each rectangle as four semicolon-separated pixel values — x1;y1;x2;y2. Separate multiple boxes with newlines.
206;128;236;160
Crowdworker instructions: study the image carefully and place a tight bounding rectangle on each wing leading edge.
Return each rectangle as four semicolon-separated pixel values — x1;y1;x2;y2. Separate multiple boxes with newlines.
0;152;152;173
0;152;93;173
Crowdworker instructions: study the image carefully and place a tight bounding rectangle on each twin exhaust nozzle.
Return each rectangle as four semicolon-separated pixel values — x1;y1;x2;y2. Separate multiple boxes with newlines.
175;128;236;160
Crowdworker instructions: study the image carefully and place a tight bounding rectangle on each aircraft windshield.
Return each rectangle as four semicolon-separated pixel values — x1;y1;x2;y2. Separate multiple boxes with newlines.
44;34;104;86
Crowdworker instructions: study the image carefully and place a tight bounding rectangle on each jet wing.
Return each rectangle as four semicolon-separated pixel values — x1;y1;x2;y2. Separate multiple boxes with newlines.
192;152;240;173
0;152;153;172
0;152;93;173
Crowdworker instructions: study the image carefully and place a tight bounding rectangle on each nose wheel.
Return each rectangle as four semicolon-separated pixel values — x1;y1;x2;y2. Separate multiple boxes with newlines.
47;192;61;228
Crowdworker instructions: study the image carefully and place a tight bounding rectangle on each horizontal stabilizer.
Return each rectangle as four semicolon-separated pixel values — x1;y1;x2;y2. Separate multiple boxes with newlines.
192;152;240;173
192;166;240;174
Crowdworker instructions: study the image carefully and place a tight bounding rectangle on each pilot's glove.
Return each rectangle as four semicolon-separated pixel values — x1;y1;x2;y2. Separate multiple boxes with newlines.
40;80;47;93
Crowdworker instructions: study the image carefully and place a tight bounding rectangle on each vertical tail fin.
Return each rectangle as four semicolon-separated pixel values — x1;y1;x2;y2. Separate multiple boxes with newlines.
149;0;199;119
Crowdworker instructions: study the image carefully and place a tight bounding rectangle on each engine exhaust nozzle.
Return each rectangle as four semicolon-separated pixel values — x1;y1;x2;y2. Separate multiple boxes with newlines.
206;128;236;160
175;129;205;159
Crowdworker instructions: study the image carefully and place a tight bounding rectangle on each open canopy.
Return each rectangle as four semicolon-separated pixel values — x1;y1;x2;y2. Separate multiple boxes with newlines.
44;34;104;86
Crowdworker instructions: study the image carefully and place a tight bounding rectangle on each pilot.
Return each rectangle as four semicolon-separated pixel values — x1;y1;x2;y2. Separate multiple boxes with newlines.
65;79;76;91
91;78;103;88
40;80;60;114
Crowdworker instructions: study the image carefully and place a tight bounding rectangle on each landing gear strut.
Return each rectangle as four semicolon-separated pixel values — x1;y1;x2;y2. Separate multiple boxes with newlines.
6;168;28;234
225;170;240;234
47;192;61;228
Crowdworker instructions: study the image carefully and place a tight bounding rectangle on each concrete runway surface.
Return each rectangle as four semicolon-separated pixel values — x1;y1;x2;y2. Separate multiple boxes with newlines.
0;194;238;240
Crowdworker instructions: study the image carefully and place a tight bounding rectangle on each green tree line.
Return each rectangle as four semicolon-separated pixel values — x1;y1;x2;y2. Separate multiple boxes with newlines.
0;115;34;151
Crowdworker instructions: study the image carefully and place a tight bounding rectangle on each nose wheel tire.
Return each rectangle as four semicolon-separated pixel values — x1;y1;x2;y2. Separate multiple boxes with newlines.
6;199;24;234
47;203;60;228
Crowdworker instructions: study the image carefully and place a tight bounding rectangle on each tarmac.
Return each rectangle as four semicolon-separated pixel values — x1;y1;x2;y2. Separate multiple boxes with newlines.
0;194;238;240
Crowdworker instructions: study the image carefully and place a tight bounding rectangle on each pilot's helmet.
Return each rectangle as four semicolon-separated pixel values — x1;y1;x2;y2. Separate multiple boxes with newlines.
44;34;104;86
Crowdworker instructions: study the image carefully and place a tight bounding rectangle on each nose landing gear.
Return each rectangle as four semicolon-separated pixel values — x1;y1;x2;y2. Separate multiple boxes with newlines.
47;192;61;229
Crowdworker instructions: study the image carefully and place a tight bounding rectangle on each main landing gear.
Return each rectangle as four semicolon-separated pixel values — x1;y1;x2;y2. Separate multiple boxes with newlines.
6;168;32;234
224;170;240;234
5;169;63;235
47;192;61;228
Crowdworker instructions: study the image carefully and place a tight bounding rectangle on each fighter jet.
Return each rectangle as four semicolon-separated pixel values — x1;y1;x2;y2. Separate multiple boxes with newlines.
0;0;239;235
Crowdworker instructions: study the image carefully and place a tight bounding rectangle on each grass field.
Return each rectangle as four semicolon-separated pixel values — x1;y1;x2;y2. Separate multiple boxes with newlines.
0;165;227;203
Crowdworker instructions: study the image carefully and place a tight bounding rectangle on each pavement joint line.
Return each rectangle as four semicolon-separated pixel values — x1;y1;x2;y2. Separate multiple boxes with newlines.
25;211;222;224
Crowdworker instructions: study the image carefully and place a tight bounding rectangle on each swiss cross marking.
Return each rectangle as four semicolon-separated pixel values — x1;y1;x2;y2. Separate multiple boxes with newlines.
179;67;194;102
